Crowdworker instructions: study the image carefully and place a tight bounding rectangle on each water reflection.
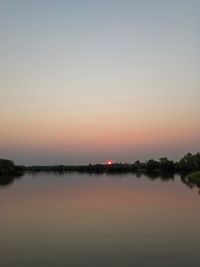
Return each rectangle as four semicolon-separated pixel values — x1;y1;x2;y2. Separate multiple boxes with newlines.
0;172;200;267
180;175;200;194
0;171;199;194
0;173;23;187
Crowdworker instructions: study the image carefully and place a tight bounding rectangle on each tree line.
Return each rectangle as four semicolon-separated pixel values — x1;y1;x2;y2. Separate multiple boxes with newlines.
26;152;200;174
0;159;25;175
1;152;200;175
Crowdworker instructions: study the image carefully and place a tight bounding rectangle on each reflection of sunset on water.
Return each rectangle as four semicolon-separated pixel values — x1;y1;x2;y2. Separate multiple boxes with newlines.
0;172;200;266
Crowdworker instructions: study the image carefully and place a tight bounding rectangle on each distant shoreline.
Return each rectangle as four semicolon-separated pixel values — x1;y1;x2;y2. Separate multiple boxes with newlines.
1;152;200;175
1;154;200;190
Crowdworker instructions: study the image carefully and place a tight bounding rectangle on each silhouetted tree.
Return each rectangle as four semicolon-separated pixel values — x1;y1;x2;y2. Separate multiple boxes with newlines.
0;159;15;174
178;153;200;172
146;159;160;172
159;157;174;172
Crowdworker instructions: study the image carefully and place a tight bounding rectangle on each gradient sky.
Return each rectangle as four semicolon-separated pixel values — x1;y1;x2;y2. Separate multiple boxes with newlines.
0;0;199;165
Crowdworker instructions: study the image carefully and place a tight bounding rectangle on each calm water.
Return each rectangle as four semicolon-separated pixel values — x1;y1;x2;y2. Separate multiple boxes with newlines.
0;172;199;267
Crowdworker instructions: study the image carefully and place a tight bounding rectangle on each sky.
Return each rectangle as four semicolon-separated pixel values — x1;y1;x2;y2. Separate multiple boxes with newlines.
0;0;199;165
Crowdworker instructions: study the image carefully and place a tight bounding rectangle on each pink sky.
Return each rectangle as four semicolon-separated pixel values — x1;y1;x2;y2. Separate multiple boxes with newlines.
0;1;199;164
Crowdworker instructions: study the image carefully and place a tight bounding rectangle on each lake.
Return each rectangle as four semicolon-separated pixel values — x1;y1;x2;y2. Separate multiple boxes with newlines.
0;172;199;267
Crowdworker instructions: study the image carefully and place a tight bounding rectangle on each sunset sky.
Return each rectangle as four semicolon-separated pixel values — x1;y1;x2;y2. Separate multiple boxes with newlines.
1;0;199;165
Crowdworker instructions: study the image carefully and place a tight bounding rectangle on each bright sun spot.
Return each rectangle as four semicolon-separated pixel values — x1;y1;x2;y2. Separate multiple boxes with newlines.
107;161;112;165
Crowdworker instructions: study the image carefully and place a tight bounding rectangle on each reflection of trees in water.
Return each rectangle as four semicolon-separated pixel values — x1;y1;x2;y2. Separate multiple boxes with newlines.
180;174;200;194
144;171;175;181
0;173;24;187
0;171;199;195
